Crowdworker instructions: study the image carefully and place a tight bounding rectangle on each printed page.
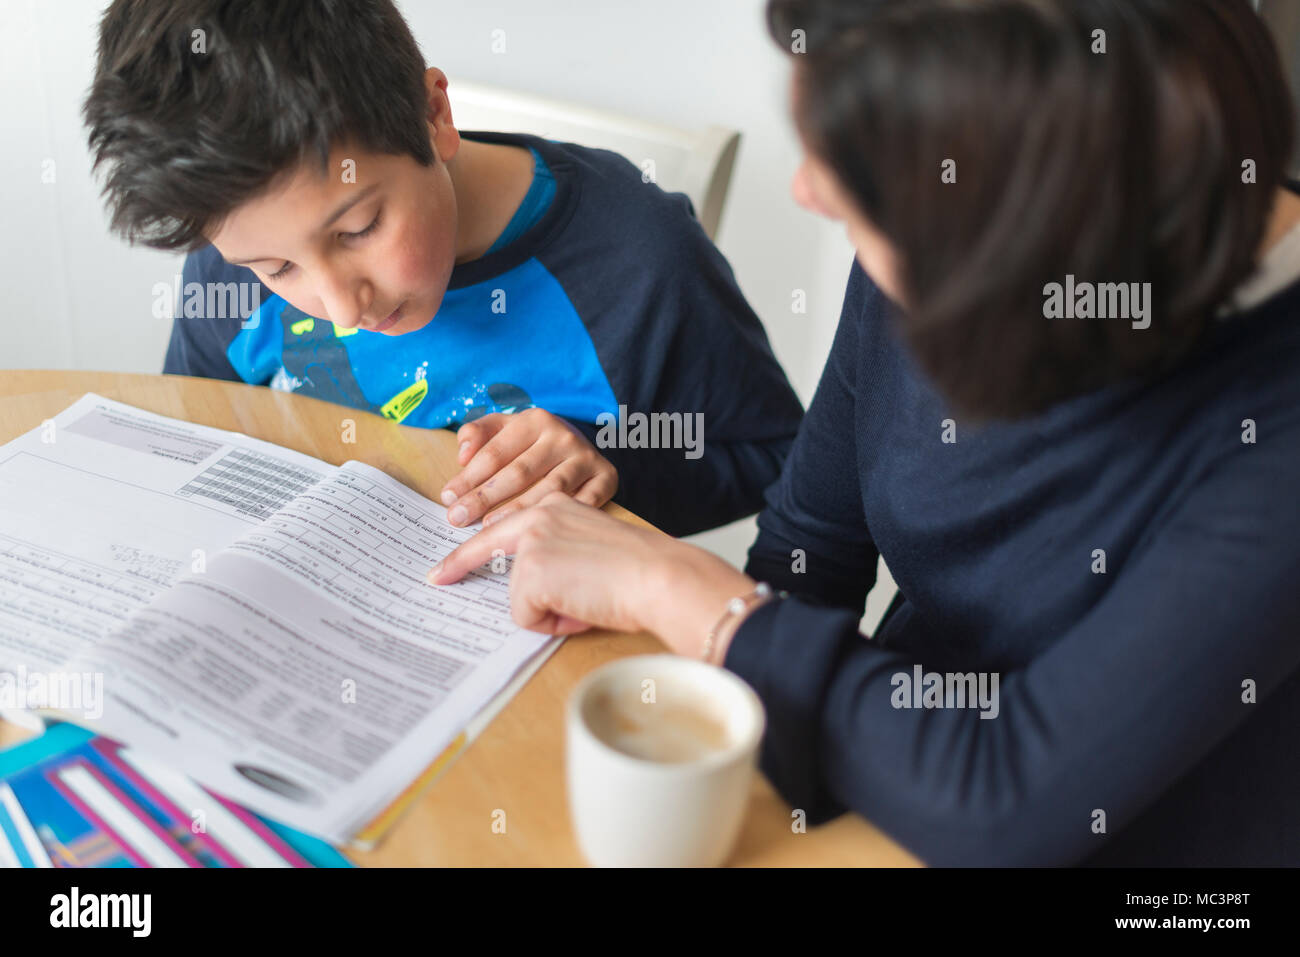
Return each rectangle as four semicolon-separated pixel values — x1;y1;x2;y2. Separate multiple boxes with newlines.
65;460;556;844
0;393;334;677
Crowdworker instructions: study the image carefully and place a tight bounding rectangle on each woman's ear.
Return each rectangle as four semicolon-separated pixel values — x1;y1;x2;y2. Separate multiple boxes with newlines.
791;158;834;218
423;66;461;163
794;148;908;307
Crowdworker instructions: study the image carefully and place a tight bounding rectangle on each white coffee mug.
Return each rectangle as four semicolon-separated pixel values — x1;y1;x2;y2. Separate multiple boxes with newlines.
566;654;766;867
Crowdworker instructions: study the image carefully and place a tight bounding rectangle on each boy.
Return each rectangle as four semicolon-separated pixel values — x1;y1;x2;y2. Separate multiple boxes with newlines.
83;0;803;537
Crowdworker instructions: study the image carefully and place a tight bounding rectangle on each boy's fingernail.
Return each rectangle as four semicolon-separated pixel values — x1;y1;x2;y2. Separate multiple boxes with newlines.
448;505;468;525
459;441;470;459
427;562;443;583
440;490;456;506
483;513;498;527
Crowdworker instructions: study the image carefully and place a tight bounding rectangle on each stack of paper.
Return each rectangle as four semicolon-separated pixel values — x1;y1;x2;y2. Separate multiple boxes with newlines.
0;394;563;849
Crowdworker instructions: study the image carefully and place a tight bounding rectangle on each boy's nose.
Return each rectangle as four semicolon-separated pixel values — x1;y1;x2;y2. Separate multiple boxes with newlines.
317;270;366;329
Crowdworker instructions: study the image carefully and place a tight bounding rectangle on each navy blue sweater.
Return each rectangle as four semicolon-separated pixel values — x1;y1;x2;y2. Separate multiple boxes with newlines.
162;131;803;537
726;260;1300;866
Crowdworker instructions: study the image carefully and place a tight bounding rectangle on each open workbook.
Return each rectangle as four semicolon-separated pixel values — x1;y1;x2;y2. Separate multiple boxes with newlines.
0;393;562;849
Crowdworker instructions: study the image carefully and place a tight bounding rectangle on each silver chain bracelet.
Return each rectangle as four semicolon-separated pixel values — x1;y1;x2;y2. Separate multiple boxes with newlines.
701;582;785;664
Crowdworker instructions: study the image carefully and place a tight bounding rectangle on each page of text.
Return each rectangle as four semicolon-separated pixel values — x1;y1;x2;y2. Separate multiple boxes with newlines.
0;393;333;674
67;461;554;842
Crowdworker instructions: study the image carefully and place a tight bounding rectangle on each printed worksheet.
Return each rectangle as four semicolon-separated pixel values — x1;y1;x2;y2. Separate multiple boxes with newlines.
0;393;332;673
0;394;560;845
67;461;556;841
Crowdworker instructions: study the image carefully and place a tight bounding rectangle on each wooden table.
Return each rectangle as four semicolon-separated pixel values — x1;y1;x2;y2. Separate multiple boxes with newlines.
0;370;917;867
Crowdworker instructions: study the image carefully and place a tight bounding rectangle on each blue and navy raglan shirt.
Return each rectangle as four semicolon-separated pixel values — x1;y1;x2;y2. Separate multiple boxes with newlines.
163;131;804;536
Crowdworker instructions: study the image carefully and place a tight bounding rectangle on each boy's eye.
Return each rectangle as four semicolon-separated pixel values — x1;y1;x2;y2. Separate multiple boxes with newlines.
261;210;379;282
343;211;381;240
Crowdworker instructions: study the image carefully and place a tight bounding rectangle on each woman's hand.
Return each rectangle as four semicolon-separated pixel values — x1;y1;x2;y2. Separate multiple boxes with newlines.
439;408;619;528
426;493;755;658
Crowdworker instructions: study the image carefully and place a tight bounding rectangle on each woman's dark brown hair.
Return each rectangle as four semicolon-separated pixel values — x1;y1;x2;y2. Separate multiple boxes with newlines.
770;0;1295;420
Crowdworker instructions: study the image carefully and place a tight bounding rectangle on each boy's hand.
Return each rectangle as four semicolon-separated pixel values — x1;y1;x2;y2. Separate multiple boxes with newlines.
439;408;618;527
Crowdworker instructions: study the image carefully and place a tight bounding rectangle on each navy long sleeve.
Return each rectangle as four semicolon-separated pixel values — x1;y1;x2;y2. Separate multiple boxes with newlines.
725;261;1300;866
740;268;879;613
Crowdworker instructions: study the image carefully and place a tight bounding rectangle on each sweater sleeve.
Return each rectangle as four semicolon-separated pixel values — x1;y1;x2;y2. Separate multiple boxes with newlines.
743;262;880;613
545;179;805;538
563;418;792;538
162;246;263;381
723;441;1300;865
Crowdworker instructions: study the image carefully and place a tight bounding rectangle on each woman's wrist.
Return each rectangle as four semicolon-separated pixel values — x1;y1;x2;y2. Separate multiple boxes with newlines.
641;544;757;661
702;584;781;665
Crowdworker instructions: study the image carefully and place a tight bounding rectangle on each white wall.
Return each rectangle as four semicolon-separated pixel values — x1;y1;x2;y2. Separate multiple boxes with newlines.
0;0;185;375
0;0;895;616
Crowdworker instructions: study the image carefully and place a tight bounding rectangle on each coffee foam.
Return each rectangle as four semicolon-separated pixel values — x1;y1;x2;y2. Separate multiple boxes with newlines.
584;688;734;764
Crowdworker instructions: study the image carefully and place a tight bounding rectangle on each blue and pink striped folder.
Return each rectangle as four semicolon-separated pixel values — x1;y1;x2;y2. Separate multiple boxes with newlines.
0;722;350;868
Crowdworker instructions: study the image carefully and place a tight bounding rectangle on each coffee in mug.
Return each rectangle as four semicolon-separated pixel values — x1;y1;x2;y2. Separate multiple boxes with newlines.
566;654;765;867
583;690;733;763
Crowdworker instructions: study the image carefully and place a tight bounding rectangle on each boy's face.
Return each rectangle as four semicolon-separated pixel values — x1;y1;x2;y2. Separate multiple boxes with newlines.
209;73;461;336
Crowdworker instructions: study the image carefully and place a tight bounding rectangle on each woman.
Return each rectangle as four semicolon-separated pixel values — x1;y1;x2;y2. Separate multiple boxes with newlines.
429;0;1300;866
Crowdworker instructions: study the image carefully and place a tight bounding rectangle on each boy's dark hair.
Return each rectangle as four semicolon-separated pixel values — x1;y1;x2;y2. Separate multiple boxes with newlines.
769;0;1296;420
84;0;434;251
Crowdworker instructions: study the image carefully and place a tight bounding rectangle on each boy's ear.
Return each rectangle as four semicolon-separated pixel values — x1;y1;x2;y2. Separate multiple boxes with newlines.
424;67;461;163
